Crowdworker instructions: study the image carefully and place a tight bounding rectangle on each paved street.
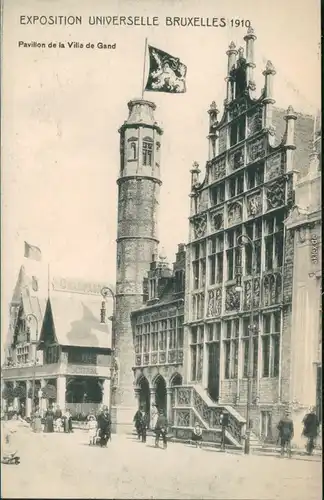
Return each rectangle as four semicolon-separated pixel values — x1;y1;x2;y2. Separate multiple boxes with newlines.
2;429;321;499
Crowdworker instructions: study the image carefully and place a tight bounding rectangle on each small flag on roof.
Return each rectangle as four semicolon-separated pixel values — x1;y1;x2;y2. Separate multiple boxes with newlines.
24;241;42;261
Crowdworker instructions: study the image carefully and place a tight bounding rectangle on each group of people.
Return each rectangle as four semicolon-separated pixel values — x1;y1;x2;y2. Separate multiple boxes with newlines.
35;405;73;434
133;404;169;449
277;406;320;457
87;406;112;447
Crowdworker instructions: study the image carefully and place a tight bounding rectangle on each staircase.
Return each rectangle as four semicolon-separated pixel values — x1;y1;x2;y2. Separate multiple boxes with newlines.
171;385;246;448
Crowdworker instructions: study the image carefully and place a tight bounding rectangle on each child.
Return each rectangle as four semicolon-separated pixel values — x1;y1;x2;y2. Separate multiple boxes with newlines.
87;414;98;446
54;417;63;433
191;422;203;448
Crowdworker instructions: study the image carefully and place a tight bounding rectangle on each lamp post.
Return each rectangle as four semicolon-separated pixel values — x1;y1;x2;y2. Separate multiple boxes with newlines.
236;233;257;455
26;313;39;416
100;286;116;416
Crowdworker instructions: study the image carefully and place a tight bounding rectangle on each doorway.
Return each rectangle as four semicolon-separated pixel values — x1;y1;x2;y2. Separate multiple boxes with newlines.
139;376;150;414
155;375;167;413
208;342;220;402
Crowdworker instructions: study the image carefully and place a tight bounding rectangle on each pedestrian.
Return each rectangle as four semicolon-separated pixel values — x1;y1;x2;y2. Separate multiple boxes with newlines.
302;406;319;455
277;409;294;458
44;406;54;433
139;408;148;443
32;407;42;433
133;408;143;440
87;413;98;446
151;403;159;430
97;406;111;447
154;409;168;449
191;422;203;448
220;410;229;451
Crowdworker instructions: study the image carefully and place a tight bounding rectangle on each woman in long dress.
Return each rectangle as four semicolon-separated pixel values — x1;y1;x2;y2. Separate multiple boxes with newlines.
32;407;42;433
44;406;54;433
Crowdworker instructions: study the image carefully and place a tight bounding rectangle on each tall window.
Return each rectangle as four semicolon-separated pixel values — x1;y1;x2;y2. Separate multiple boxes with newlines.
168;318;177;349
244;220;262;275
226;227;242;280
142;138;153;166
159;320;168;351
230;116;246;146
264;212;284;271
128;141;137;161
192;293;204;320
242;316;259;377
208;234;224;285
190;326;204;381
228;173;244;198
175;270;185;293
223;319;239;379
177;315;184;348
16;345;30;365
210;182;225;206
262;311;281;377
151;321;159;351
246;163;264;189
192;241;206;289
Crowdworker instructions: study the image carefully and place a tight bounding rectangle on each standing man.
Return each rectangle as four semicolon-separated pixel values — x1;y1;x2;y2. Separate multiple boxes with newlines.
220;410;229;451
277;409;294;458
302;407;320;455
154;409;168;449
97;406;111;447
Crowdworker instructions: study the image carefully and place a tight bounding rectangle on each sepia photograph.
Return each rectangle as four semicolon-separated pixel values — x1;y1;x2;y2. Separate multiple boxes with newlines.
0;0;321;498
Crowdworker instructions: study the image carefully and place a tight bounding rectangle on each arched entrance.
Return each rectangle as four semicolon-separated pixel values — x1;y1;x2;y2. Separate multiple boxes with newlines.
154;375;167;414
170;373;183;386
138;376;150;414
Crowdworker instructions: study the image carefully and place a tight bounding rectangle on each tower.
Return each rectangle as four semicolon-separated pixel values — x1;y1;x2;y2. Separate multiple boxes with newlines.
114;99;163;432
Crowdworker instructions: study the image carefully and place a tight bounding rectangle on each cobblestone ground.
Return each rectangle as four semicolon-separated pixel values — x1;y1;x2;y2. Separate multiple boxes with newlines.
2;429;321;499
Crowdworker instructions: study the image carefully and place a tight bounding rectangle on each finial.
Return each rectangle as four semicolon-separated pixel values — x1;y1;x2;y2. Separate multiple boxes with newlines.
284;105;297;121
159;247;167;262
238;47;245;59
191;161;200;173
244;26;257;42
208;101;219;116
226;41;237;55
229;41;236;49
247;26;255;35
263;60;276;75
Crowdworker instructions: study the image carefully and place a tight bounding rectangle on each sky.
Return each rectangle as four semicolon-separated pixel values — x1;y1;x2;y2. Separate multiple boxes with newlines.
1;0;321;345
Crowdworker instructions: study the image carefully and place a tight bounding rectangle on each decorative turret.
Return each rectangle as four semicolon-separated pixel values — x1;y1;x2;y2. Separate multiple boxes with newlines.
190;161;201;190
225;41;238;102
262;60;276;129
244;26;257;88
284;105;298;177
207;101;219;160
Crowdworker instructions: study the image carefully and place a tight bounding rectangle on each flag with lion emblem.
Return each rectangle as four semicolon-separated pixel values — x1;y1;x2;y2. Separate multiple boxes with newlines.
145;46;187;94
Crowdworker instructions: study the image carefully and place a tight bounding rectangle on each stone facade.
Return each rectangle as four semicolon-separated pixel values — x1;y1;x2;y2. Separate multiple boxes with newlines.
131;244;186;426
184;28;317;441
114;99;163;431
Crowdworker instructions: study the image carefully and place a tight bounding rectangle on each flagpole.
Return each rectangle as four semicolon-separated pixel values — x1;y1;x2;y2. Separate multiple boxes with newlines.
141;37;148;99
47;262;51;298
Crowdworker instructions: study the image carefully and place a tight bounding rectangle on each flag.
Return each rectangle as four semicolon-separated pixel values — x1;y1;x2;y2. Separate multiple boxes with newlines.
145;45;187;94
24;241;42;261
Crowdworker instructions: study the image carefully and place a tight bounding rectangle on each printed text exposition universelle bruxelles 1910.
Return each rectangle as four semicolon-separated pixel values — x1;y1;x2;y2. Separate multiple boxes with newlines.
19;15;252;29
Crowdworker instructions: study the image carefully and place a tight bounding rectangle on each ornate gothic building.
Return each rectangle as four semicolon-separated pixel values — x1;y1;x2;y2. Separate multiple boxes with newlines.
180;27;318;442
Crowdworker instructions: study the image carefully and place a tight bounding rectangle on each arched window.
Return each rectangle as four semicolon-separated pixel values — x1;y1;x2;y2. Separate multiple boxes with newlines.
127;137;138;161
143;137;153;166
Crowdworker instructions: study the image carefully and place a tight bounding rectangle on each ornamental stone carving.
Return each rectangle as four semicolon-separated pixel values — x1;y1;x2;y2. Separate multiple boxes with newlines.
247;107;262;137
266;152;283;181
262;272;282;306
225;285;241;312
248;137;265;163
135;355;141;366
230;100;247;119
198;189;209;212
211;210;224;232
211;156;226;181
192;214;207;239
177;387;191;405
218;127;227;154
207;288;222;317
151;353;158;365
228;201;243;226
229;146;245;171
247;192;262;217
159;352;166;364
176;409;190;427
266;179;285;210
